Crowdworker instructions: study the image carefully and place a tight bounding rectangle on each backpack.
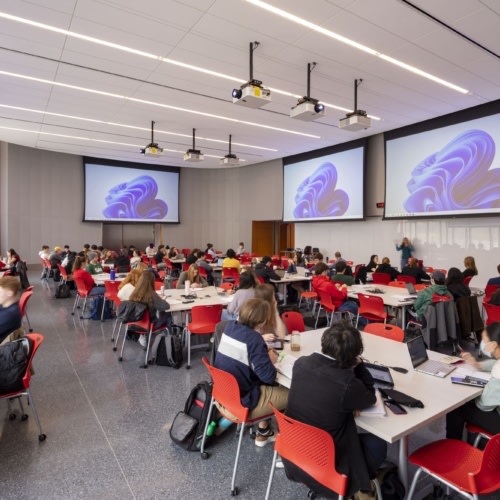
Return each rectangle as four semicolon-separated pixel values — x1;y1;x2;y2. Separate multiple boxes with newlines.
55;283;71;299
150;329;183;368
0;337;31;393
169;381;215;451
378;465;405;500
88;296;113;320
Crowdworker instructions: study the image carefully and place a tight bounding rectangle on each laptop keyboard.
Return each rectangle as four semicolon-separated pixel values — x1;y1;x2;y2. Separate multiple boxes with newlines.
421;360;447;374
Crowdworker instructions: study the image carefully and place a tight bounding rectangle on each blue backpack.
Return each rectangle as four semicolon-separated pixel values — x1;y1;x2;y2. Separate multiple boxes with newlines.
88;296;113;320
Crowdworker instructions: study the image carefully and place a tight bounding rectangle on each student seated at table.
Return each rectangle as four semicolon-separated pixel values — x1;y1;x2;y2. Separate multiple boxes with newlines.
376;256;399;281
486;264;500;286
205;243;217;259
366;254;379;273
154;245;167;269
401;257;430;284
236;242;246;256
214;298;289;447
72;256;105;296
489;289;500;306
312;263;359;317
445;267;471;301
446;322;500;440
309;252;324;275
176;264;208;289
86;252;104;275
129;250;142;269
254;256;280;284
331;260;355;286
285;322;387;498
0;276;23;344
254;283;286;339
222;248;240;272
413;270;453;320
221;271;257;321
118;268;145;301
463;255;478;280
168;247;181;260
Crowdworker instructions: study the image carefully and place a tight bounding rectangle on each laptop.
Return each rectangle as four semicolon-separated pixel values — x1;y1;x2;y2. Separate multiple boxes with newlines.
407;335;456;378
405;282;421;296
217;257;224;267
364;362;395;389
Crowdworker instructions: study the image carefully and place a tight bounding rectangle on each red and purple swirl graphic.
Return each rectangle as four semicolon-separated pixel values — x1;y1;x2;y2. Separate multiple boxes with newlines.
293;161;349;218
404;129;500;213
102;175;168;219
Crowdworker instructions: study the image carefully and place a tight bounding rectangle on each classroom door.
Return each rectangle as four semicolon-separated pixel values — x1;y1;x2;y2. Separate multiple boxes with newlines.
252;221;294;255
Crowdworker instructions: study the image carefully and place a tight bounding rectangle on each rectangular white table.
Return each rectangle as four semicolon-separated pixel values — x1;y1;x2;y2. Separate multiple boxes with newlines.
270;274;312;305
276;329;482;489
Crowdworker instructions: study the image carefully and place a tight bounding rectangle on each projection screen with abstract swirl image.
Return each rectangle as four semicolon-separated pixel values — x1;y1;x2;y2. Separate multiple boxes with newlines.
83;158;180;223
384;107;500;220
283;141;365;222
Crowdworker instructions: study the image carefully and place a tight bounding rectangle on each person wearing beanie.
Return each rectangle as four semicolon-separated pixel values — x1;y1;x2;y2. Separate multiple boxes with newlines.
413;270;452;320
86;251;104;275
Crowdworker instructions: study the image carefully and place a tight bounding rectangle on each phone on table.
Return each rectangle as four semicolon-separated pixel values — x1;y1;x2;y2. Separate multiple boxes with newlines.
384;400;407;415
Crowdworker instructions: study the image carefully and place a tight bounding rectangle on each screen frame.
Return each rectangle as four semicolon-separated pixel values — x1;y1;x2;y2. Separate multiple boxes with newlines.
282;138;367;223
82;157;181;224
383;99;500;221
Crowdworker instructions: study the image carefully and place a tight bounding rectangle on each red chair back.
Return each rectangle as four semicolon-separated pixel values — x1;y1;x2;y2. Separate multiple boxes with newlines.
485;284;500;302
397;274;416;284
388;281;407;288
219;282;234;292
182;263;190;272
188;305;223;334
363;323;404;342
57;264;68;281
202;357;249;423
471;434;500;493
73;277;90;296
19;290;33;317
198;266;208;278
484;302;500;326
222;267;239;279
431;293;452;303
271;404;348;497
372;273;391;285
281;311;305;333
317;289;336;314
126;309;151;331
104;280;120;296
357;294;387;322
182;248;191;258
464;275;473;287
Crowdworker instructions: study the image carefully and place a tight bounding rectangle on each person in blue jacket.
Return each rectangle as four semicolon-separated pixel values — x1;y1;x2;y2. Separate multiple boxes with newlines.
214;298;288;447
395;237;414;271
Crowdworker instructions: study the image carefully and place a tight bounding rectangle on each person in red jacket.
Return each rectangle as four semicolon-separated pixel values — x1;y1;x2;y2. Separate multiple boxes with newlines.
312;262;359;317
72;256;105;296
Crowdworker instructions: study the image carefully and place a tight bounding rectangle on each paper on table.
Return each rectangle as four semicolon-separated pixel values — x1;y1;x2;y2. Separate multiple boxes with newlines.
358;391;386;417
440;355;464;365
275;352;297;379
453;366;491;382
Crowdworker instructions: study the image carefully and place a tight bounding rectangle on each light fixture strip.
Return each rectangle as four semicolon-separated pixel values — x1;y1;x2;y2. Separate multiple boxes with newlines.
245;0;469;95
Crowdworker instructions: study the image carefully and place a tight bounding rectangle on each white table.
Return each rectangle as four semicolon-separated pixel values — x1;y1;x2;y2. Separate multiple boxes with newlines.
92;273;126;285
276;329;482;489
270;274;312;305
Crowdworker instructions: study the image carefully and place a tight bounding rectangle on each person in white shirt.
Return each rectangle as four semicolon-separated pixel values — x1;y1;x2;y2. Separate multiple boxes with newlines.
236;242;246;256
145;243;156;259
205;243;217;258
38;245;51;260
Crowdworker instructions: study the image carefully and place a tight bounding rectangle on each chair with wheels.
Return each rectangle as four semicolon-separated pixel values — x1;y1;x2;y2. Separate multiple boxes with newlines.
356;294;388;328
281;311;305;333
0;333;46;442
371;273;391;285
19;290;34;333
407;434;500;500
265;404;382;500
200;357;274;497
364;322;404;342
184;305;222;369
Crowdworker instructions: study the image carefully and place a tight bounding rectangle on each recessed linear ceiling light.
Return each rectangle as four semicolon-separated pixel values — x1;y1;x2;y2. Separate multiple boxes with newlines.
0;104;277;151
0;11;379;120
0;125;244;161
245;0;469;95
0;71;319;138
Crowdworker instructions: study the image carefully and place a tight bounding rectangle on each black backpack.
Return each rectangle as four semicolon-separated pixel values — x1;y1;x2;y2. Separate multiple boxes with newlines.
169;381;215;451
150;330;183;368
0;337;31;393
55;283;71;299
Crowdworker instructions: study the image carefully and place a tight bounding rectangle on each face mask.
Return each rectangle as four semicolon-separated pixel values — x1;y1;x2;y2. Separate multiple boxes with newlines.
480;340;494;358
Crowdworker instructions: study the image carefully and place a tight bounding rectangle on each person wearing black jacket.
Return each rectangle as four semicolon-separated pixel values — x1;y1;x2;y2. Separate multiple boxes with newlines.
254;256;281;284
285;322;387;497
401;257;430;284
376;256;399;281
446;267;471;301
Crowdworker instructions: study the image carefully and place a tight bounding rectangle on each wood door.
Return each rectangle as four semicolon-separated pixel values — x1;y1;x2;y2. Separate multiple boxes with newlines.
252;221;275;256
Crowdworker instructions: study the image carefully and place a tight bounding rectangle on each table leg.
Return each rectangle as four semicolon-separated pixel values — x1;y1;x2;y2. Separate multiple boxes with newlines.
401;305;406;329
398;435;409;491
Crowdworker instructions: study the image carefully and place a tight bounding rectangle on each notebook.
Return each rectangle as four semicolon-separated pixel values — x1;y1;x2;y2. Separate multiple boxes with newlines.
364;363;394;389
407;335;456;378
296;266;307;276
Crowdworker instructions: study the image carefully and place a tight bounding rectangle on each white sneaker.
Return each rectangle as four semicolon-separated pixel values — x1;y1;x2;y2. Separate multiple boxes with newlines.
138;335;147;348
255;427;276;448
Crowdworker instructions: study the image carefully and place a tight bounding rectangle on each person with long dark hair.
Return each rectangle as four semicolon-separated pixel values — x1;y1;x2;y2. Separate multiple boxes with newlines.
446;267;471;301
222;271;258;321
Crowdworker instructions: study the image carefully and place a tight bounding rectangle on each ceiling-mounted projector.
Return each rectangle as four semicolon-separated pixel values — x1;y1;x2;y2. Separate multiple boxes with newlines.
232;79;271;108
290;97;325;121
339;111;371;131
183;149;204;162
339;78;371;131
220;154;240;167
140;143;164;156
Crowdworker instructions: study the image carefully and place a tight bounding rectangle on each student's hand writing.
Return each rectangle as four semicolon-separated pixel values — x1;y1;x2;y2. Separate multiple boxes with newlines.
460;351;480;369
268;349;279;364
263;333;276;342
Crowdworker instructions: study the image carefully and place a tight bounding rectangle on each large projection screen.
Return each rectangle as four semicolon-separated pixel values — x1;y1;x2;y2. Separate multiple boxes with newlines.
83;158;180;223
283;139;366;222
384;100;500;220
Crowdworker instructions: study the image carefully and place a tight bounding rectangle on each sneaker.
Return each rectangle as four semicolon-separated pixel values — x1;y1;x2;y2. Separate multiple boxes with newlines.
255;427;276;448
275;457;284;469
138;335;147;348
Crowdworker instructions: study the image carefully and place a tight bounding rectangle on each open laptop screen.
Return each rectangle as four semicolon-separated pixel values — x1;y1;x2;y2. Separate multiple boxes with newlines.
407;336;428;368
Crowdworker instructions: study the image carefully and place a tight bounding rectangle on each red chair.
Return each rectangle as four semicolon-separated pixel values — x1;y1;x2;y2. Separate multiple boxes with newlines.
431;293;452;303
407;434;500;500
57;264;69;285
181;248;191;258
435;268;447;276
154;281;163;291
356;294;388;328
182;263;190;272
102;280;120;321
72;277;102;319
256;276;265;284
388;280;407;288
371;272;391;285
397;274;416;284
0;333;46;441
464;275;473;287
466;423;494;448
40;258;52;280
315;289;336;328
19;290;34;332
200;357;274;496
117;309;165;368
281;311;305;333
485;284;500;302
298;290;318;311
363;323;404;342
483;302;500;326
198;266;208;278
184;305;222;369
424;266;435;273
218;282;234;292
222;267;239;283
110;296;123;344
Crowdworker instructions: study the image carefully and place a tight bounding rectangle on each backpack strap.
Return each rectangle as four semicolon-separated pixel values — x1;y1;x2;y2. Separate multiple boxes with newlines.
164;330;175;366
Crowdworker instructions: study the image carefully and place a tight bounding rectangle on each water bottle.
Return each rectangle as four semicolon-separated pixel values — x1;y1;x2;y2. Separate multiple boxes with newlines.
206;421;217;437
110;269;116;281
